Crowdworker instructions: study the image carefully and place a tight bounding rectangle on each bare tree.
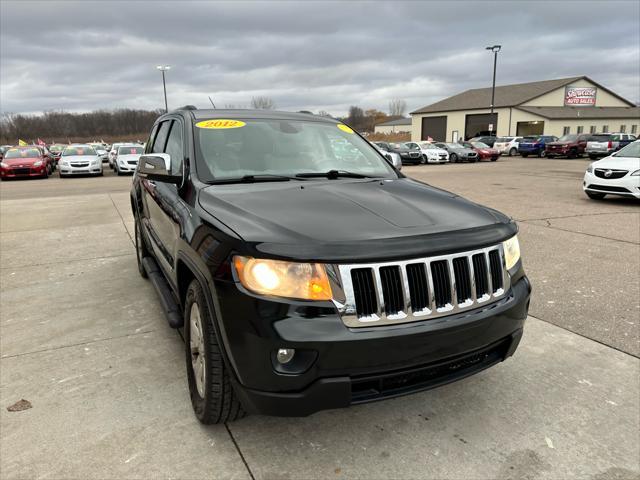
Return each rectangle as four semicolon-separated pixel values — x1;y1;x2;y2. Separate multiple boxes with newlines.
250;96;275;109
389;98;407;117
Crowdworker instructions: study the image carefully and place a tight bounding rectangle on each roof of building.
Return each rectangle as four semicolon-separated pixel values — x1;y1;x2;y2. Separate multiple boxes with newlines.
376;117;412;126
516;106;640;120
411;76;635;114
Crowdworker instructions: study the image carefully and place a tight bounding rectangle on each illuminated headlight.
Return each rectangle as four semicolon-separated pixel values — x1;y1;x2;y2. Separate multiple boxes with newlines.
0;162;7;168
586;163;594;173
502;235;521;271
233;256;332;301
33;161;43;167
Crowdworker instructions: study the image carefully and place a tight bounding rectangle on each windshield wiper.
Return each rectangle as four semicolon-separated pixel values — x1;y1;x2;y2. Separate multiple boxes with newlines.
295;170;378;179
207;174;308;185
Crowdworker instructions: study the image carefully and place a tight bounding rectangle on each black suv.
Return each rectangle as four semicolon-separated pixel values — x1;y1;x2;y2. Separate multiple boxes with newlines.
373;141;423;165
131;108;531;424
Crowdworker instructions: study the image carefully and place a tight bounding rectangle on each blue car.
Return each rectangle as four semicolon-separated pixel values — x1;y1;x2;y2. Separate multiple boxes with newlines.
517;135;558;157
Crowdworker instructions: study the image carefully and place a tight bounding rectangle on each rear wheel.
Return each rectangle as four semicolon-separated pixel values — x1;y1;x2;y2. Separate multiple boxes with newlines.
589;154;598;160
449;153;458;163
522;153;528;158
586;191;606;200
185;279;246;424
539;150;546;158
420;155;427;165
509;147;517;156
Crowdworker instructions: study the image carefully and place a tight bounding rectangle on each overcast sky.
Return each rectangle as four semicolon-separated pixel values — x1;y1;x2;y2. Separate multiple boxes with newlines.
1;0;639;116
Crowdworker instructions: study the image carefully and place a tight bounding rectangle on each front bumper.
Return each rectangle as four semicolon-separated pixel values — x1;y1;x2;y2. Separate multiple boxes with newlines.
215;273;531;417
426;154;449;163
583;171;640;198
0;166;47;178
116;162;138;173
59;163;102;175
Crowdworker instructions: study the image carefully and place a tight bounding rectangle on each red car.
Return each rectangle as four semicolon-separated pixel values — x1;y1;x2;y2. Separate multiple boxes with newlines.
545;133;590;158
0;146;52;180
462;141;500;161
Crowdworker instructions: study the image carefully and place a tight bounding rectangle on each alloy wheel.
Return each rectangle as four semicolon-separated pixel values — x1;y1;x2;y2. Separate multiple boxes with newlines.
190;303;206;398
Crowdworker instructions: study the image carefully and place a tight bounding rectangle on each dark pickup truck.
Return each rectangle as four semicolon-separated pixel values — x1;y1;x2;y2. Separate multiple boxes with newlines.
131;107;531;423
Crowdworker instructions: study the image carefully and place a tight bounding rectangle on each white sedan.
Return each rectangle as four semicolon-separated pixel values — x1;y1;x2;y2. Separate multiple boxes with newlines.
404;141;449;164
583;140;640;200
114;144;145;175
58;144;103;177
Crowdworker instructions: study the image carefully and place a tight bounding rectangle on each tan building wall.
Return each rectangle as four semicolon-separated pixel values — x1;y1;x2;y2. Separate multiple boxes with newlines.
542;118;639;137
522;78;630;108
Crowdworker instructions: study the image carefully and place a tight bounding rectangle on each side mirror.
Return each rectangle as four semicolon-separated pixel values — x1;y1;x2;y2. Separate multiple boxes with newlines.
137;153;182;184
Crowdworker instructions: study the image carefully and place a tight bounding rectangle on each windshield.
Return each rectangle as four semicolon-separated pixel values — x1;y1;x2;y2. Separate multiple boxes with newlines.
404;143;420;150
62;146;96;156
614;141;640;158
49;145;64;153
495;137;513;143
444;143;464;149
589;135;610;142
118;146;144;155
522;136;539;142
4;148;40;159
420;143;437;149
558;135;577;142
195;119;396;181
471;142;489;149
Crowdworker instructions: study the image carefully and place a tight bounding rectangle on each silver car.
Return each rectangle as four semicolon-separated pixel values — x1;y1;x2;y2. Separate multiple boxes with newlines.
372;142;402;170
433;142;478;163
114;144;145;175
58;144;103;177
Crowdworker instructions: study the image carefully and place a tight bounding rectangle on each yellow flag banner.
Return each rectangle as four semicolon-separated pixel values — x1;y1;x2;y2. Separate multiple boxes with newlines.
18;139;28;146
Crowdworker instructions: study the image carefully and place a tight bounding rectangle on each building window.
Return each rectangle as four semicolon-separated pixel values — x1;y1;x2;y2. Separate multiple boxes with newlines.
577;126;584;134
602;125;609;133
562;126;570;135
620;125;626;133
632;125;638;134
589;126;596;134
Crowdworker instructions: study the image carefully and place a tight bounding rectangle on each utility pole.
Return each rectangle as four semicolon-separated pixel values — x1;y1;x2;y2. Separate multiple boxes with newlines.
156;65;171;112
485;45;501;120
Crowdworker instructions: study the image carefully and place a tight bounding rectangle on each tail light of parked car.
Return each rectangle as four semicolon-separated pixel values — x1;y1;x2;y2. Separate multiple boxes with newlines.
608;141;613;148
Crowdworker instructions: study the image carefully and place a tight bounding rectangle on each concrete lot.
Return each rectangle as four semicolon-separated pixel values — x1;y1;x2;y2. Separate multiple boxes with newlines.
1;158;639;479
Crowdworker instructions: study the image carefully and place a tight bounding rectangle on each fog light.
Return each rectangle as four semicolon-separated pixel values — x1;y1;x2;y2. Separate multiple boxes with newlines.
276;348;295;364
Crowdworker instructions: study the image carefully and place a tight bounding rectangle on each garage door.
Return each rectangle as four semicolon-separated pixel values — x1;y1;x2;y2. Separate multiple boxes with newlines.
421;116;447;141
465;113;498;139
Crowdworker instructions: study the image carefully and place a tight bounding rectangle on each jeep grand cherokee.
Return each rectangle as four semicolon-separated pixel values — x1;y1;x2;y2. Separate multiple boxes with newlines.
131;108;531;424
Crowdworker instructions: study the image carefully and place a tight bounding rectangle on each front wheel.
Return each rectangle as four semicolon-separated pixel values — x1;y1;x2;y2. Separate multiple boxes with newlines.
589;154;598;160
586;191;606;200
449;153;458;163
509;147;517;156
539;150;546;158
420;155;427;165
135;216;149;278
185;279;246;424
521;153;528;158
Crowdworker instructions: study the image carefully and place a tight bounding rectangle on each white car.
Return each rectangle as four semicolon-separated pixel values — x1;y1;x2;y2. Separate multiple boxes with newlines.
114;144;145;175
89;143;109;163
583;140;640;200
58;144;103;177
372;142;402;171
493;136;522;156
404;141;449;164
108;143;128;169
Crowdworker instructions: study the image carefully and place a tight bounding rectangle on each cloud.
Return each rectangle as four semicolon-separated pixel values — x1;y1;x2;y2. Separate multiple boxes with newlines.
1;0;639;115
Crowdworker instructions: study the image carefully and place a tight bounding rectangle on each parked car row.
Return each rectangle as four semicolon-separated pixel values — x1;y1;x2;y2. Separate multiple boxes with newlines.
0;140;145;180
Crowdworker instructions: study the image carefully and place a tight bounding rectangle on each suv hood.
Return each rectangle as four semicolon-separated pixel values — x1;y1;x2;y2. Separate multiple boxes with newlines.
593;156;640;171
199;178;515;262
3;157;40;165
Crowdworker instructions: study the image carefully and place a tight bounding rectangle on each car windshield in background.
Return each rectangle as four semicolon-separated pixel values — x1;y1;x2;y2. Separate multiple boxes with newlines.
615;141;640;158
522;136;539;141
471;142;489;149
404;143;420;150
558;135;578;142
421;143;437;149
195;119;396;182
62;146;96;156
495;137;513;142
4;148;40;159
445;143;465;149
119;146;144;155
589;135;611;142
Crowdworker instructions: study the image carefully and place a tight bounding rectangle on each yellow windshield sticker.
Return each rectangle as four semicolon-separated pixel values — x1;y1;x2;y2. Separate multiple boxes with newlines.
196;119;246;129
337;124;354;134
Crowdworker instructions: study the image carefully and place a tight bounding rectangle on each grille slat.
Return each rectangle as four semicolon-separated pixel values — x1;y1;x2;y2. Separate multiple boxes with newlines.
488;250;504;292
339;246;509;328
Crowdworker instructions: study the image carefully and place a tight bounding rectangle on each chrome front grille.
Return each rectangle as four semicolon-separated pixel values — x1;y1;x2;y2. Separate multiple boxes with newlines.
333;245;509;328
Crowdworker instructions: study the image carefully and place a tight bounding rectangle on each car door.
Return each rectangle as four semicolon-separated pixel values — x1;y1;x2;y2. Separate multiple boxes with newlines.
140;119;184;274
577;134;589;152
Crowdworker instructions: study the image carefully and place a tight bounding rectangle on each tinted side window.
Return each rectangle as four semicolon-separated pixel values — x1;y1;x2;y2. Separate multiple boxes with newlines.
152;121;171;153
164;121;184;175
145;124;159;154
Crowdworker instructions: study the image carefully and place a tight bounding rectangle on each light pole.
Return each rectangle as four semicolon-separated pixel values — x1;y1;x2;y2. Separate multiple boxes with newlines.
156;65;171;112
485;45;501;125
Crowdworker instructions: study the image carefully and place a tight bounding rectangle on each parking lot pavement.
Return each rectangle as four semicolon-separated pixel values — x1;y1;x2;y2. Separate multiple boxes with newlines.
1;158;639;479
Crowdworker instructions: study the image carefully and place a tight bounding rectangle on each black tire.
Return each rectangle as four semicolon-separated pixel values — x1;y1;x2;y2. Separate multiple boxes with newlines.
184;279;246;424
509;147;517;156
470;158;477;163
449;153;458;163
586;191;606;200
589;154;597;160
491;157;497;162
115;164;122;176
539;150;546;158
134;216;149;279
522;153;528;158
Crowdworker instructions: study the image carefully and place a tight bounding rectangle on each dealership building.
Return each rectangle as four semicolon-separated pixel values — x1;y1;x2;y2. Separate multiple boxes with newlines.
410;76;639;142
374;117;412;134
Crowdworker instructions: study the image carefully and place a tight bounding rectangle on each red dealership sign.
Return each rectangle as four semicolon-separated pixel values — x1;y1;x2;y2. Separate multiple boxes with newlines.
564;86;597;106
